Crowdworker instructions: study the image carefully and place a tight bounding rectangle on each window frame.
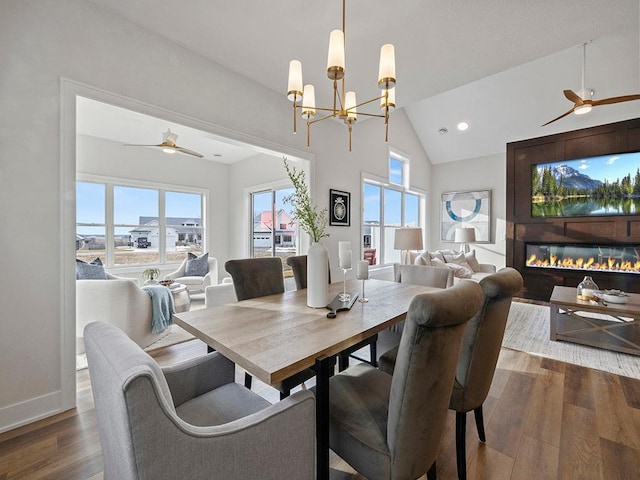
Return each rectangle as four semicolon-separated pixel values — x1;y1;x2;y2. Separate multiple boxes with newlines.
361;149;426;266
76;174;207;270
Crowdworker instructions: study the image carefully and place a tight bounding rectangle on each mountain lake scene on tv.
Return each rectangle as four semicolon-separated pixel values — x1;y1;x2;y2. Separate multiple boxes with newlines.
531;152;640;217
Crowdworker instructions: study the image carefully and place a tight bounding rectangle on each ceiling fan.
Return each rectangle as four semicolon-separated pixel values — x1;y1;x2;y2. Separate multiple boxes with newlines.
542;42;640;126
124;129;204;158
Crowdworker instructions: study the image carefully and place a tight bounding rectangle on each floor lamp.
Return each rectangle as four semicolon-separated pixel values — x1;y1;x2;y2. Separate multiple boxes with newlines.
454;227;476;254
394;227;423;264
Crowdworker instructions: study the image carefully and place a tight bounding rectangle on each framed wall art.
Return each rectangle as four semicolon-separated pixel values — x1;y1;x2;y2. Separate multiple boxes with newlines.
441;189;491;242
329;189;350;226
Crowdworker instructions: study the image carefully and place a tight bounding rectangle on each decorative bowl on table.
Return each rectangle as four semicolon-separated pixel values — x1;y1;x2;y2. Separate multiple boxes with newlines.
159;280;174;287
596;290;629;304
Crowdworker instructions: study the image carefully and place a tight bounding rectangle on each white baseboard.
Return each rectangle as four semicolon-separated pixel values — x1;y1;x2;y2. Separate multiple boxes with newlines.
0;390;63;434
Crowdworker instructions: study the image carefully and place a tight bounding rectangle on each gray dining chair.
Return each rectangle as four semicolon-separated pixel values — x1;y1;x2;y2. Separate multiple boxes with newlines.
286;254;377;370
380;267;524;480
84;321;316;480
225;257;316;399
326;280;484;480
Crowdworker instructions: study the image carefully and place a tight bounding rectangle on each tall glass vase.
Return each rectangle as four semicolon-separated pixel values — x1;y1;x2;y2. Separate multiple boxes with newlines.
307;242;329;308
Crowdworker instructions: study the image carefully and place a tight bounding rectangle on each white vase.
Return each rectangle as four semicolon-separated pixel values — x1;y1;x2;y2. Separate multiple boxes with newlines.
307;242;329;308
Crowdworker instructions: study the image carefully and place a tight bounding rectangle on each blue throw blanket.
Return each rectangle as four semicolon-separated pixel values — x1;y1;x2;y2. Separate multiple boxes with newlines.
142;285;176;334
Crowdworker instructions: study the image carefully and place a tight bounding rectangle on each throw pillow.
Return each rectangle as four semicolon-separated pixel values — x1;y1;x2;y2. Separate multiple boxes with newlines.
414;252;433;266
185;252;209;277
443;252;475;273
429;251;445;263
464;250;482;273
432;257;473;279
76;258;107;280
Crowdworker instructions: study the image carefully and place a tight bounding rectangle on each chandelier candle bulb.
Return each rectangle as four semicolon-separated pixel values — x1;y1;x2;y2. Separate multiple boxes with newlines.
287;60;303;101
301;85;316;118
345;91;357;120
356;260;369;280
378;44;396;87
327;29;346;79
380;87;396;111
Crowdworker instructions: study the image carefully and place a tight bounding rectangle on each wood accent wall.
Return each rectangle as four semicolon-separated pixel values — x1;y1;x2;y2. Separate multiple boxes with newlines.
506;118;640;300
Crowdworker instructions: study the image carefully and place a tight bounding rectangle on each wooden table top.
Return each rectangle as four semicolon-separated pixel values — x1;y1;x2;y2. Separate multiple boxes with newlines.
550;285;640;316
174;278;432;385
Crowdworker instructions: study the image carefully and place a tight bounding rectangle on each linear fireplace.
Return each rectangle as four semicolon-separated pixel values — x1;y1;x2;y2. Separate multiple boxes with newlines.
526;244;640;275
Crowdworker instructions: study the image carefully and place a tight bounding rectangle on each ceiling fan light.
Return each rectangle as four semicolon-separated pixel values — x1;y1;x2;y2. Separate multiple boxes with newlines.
574;104;592;115
162;147;176;154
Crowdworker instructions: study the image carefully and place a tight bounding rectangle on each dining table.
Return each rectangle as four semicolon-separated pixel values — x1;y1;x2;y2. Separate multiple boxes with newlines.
173;277;433;480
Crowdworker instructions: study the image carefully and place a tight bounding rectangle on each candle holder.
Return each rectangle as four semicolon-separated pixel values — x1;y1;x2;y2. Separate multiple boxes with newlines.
339;268;351;302
356;259;369;303
358;279;368;303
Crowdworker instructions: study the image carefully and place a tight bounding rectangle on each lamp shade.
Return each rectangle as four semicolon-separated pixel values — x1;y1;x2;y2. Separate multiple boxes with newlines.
287;60;303;102
454;227;476;243
394;227;423;251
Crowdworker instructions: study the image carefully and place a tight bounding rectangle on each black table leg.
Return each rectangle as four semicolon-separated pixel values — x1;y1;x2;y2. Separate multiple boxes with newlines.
315;355;335;480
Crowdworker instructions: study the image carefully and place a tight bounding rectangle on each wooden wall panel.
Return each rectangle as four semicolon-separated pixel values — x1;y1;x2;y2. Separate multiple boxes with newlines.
506;117;640;300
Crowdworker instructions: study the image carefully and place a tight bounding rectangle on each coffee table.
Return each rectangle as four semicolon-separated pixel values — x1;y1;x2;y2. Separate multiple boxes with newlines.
549;285;640;356
169;283;191;313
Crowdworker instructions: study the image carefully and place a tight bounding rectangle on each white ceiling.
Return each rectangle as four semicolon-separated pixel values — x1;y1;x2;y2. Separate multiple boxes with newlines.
85;0;640;164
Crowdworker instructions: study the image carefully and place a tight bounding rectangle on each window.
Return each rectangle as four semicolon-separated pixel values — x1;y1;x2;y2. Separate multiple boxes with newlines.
362;152;424;265
76;177;205;268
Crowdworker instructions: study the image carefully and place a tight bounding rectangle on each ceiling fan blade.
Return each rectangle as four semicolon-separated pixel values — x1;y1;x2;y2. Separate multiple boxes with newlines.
541;107;576;127
123;143;163;147
592;94;640;106
174;146;204;158
563;90;583;105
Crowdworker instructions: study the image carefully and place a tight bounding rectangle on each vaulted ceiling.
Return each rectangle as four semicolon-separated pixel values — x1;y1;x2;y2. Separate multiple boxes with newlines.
86;0;640;164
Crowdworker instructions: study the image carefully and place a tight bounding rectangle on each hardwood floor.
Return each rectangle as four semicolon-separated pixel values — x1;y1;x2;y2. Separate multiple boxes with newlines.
1;340;639;479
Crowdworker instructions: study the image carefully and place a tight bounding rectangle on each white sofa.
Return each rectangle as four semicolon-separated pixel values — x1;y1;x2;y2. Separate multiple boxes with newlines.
164;256;218;294
76;276;169;354
412;249;496;287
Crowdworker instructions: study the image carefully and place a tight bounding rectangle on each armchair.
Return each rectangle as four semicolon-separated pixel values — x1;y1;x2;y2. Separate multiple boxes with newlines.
76;277;168;354
164;256;218;294
84;322;316;480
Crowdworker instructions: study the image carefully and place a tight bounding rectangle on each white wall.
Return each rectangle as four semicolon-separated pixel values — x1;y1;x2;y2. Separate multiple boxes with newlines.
0;0;431;432
429;152;507;269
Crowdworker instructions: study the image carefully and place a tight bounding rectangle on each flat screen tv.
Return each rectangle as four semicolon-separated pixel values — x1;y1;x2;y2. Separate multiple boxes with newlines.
531;151;640;218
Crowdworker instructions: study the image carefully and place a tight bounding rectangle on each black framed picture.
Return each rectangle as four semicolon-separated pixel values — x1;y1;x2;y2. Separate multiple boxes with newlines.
329;189;350;226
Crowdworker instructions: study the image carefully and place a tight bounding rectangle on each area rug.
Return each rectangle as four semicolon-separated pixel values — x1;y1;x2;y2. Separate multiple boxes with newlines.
503;301;640;380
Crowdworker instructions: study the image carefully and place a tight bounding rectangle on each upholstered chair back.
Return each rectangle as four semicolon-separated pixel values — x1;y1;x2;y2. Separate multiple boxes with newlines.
225;257;285;301
286;255;331;290
84;322;175;479
450;267;524;413
393;263;452;289
387;280;484;479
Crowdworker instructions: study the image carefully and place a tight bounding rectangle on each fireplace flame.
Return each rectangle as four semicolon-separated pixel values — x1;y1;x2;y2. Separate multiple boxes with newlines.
526;254;640;274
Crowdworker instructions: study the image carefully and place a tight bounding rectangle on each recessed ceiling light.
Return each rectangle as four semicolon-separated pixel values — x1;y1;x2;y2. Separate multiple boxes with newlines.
457;122;469;131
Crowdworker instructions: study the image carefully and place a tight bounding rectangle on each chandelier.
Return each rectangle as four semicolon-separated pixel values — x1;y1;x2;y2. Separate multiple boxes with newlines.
286;0;396;151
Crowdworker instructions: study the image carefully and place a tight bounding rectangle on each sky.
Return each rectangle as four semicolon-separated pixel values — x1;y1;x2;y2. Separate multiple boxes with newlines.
76;182;202;234
538;151;640;184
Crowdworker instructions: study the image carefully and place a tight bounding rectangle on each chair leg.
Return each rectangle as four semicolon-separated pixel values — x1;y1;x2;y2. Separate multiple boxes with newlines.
474;405;486;442
456;412;467;480
244;372;252;390
427;461;437;480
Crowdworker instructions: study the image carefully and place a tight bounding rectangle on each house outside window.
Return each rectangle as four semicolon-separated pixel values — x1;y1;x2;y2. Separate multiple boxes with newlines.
76;177;205;268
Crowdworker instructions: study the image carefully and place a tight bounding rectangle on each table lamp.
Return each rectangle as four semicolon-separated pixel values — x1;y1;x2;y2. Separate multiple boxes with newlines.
394;227;423;264
454;227;476;254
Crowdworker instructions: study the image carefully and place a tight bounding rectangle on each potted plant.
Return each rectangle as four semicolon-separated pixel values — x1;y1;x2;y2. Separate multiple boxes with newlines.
283;158;329;307
142;267;161;285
